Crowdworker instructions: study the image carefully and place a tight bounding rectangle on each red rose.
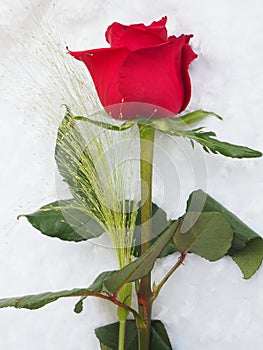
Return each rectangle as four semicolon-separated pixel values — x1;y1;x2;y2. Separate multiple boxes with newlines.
69;17;197;120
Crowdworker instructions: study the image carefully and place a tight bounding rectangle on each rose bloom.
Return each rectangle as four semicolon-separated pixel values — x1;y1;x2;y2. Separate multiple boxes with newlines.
69;17;197;120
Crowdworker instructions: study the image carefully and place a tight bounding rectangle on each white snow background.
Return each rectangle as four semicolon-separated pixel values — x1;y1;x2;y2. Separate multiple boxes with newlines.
0;0;263;349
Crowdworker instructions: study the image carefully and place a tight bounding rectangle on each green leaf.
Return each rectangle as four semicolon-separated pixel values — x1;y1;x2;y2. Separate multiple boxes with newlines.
137;110;221;133
99;344;112;350
174;212;233;261
0;270;115;310
186;190;263;278
231;238;263;279
87;270;117;293
74;297;86;314
55;107;90;197
55;107;106;224
157;241;178;258
186;130;262;158
171;110;222;126
95;320;137;350
150;320;173;350
160;125;262;159
95;320;172;350
20;199;104;242
104;220;179;294
133;203;176;258
187;190;259;250
0;289;90;310
74;115;135;132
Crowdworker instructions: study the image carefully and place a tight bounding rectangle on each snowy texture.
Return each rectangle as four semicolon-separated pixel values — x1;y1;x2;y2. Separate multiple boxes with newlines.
1;1;263;349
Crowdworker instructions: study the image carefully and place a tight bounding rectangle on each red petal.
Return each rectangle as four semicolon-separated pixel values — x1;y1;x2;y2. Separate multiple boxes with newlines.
180;39;198;112
147;16;168;40
149;16;167;28
105;17;168;51
69;47;130;107
119;36;192;117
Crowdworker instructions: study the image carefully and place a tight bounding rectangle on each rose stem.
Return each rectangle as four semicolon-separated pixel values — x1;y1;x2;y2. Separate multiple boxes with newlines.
137;123;155;350
118;283;132;350
118;319;125;350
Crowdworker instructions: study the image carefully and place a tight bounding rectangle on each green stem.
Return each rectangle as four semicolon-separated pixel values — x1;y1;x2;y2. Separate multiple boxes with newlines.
118;320;126;350
118;283;132;350
136;318;148;349
137;124;155;350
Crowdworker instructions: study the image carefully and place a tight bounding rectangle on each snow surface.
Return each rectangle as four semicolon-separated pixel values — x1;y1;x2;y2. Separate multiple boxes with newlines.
1;0;263;349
